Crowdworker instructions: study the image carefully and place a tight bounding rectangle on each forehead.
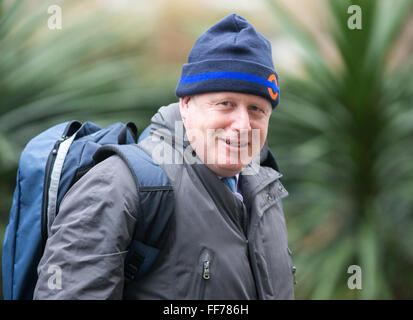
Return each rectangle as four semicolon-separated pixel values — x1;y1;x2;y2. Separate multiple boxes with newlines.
194;92;271;109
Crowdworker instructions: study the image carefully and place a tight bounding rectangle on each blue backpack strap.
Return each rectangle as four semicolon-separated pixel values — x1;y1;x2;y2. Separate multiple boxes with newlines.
117;122;138;145
93;144;174;283
138;124;151;142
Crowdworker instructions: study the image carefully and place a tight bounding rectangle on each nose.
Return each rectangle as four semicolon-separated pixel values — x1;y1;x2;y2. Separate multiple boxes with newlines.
231;106;251;132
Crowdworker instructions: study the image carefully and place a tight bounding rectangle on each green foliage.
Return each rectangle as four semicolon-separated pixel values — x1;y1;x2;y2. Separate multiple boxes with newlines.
267;0;413;299
0;1;176;173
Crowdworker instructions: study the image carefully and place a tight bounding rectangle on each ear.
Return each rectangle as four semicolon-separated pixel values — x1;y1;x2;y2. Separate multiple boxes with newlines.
179;96;191;122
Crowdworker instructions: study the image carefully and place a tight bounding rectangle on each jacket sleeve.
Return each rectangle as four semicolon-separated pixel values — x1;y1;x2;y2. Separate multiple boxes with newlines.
33;155;139;300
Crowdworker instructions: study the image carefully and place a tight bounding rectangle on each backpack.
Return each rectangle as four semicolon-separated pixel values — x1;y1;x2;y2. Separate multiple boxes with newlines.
2;120;174;300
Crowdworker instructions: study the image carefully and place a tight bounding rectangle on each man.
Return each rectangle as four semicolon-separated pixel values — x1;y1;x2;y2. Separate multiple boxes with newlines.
34;13;294;299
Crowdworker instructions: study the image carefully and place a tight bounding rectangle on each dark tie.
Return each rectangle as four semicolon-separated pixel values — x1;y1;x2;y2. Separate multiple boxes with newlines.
221;176;246;232
221;176;236;194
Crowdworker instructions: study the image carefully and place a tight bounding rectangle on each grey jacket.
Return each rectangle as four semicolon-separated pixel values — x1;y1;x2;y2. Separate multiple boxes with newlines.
34;103;295;300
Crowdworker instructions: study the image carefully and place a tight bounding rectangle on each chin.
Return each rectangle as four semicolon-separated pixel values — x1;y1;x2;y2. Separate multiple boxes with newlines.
208;163;245;177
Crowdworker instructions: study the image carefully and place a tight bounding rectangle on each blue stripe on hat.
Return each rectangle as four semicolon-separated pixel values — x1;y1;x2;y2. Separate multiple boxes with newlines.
179;71;279;94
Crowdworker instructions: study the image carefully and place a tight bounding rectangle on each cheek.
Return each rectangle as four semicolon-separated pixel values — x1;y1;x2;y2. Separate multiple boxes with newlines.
185;115;212;151
201;115;228;141
260;127;268;147
252;119;269;146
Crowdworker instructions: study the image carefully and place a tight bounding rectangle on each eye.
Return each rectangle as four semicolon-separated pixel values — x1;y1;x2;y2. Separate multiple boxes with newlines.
220;101;231;106
250;105;265;114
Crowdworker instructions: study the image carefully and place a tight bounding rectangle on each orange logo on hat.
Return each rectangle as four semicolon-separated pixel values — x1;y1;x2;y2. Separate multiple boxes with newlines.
267;74;278;100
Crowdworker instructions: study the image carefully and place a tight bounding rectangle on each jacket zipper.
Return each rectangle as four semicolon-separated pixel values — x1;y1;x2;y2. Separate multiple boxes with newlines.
199;252;211;300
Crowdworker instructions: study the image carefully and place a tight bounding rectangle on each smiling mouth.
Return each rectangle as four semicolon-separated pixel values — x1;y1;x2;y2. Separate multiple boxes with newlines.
223;137;248;148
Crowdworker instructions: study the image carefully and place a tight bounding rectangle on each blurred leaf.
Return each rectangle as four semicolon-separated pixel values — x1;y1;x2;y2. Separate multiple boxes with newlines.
0;0;177;173
268;0;413;299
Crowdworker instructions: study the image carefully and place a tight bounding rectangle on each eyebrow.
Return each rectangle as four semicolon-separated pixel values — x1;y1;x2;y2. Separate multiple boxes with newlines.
209;95;235;102
209;95;271;111
247;100;272;112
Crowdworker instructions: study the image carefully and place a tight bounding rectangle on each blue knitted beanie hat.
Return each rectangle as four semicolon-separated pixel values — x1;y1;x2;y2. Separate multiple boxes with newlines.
176;13;280;108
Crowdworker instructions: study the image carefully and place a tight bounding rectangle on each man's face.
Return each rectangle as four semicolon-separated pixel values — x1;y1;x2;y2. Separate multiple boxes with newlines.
179;91;272;177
